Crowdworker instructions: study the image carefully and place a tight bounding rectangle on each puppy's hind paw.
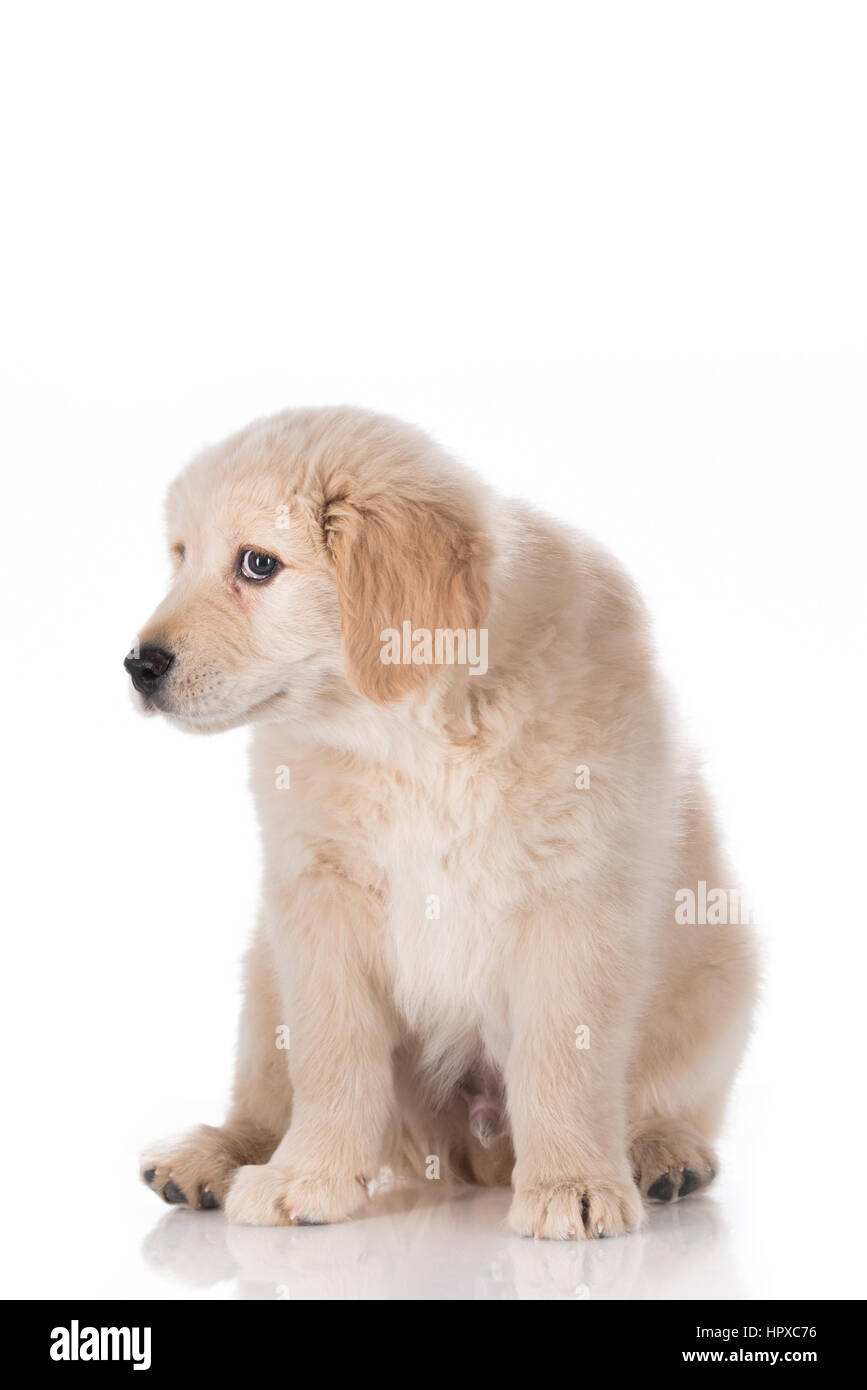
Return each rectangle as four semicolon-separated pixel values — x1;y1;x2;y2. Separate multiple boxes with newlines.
630;1120;718;1204
140;1122;277;1210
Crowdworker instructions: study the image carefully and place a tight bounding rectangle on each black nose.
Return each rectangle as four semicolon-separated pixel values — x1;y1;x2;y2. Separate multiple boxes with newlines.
124;645;174;695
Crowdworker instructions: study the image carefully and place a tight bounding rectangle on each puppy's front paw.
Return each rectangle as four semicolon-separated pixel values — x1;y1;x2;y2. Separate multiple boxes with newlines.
509;1175;643;1240
224;1163;368;1227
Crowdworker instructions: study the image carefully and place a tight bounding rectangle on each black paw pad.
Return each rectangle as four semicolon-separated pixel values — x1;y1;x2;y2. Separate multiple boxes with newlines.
678;1169;701;1198
647;1174;675;1202
163;1180;187;1205
296;1217;327;1226
200;1188;219;1210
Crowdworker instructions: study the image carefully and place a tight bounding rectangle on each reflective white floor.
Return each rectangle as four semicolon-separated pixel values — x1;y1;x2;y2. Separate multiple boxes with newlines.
138;1181;740;1302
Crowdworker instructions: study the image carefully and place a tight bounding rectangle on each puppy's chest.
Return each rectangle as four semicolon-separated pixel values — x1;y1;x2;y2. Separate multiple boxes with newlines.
376;806;505;1025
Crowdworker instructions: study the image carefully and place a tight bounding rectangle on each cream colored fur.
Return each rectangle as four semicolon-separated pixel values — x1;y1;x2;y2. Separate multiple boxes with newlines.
133;407;757;1239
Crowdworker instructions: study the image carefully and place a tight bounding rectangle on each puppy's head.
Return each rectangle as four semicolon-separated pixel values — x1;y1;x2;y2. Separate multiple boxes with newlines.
125;408;491;733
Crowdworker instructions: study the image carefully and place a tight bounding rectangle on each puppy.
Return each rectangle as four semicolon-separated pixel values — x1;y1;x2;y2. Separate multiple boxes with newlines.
128;407;757;1239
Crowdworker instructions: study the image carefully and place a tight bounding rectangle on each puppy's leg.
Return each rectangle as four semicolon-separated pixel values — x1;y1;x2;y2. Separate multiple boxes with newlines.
625;780;759;1207
506;906;644;1241
141;924;290;1209
224;872;396;1227
627;970;756;1205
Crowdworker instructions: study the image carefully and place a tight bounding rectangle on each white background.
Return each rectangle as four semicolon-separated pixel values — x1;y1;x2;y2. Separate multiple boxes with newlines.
1;1;865;1300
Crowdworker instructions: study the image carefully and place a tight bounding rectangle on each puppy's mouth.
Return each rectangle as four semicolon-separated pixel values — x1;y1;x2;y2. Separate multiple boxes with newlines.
125;647;334;732
131;679;291;732
177;690;289;728
142;686;285;723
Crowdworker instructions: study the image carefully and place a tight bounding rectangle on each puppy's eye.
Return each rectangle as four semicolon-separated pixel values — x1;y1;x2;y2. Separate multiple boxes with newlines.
239;549;280;582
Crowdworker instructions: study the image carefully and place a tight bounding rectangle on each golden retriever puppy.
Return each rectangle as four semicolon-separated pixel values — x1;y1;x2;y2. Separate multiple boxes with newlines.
128;407;757;1239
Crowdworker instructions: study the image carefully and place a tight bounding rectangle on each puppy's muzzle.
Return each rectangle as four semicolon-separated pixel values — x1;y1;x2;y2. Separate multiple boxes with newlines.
124;645;174;695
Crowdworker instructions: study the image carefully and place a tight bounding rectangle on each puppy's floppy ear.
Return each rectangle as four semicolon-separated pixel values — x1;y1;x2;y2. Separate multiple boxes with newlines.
322;482;490;704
